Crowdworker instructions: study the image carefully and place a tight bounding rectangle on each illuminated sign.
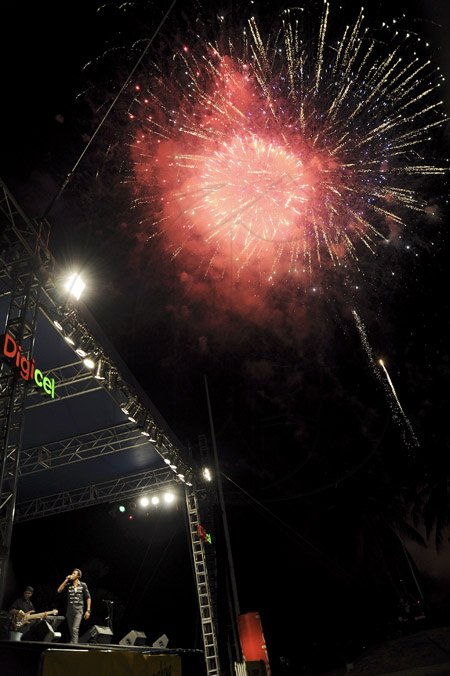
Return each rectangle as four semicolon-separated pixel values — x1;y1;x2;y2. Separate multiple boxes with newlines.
1;332;55;398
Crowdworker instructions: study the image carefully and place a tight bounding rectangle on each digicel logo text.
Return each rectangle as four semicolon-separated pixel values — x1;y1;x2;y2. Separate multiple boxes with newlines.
1;332;55;398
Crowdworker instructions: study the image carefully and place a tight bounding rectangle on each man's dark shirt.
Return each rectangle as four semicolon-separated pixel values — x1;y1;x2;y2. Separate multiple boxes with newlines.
66;581;90;611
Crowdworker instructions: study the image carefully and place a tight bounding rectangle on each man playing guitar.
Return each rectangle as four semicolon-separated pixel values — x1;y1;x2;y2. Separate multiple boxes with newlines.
9;586;57;640
9;586;36;639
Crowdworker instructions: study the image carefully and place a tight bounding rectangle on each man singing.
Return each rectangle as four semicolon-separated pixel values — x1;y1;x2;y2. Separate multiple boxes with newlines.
57;568;91;643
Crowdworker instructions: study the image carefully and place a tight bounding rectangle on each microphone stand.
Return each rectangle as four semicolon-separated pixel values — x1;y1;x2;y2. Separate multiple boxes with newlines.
103;600;114;634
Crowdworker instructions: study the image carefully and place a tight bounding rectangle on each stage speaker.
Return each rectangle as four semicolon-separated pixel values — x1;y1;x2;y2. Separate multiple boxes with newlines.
79;625;113;644
152;633;169;648
119;629;147;646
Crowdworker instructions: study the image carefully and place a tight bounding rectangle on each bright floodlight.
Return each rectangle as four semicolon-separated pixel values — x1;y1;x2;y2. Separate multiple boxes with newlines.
202;467;212;482
64;273;86;300
151;496;160;506
163;492;175;504
139;496;150;508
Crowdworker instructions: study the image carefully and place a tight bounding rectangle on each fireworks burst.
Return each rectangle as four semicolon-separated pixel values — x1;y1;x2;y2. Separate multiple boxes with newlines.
128;2;447;288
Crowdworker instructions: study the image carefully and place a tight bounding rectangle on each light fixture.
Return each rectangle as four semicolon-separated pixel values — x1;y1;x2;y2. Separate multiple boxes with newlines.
121;396;136;416
202;467;212;482
83;356;95;369
106;367;118;390
140;418;158;441
64;272;86;300
151;496;160;506
75;334;92;359
94;358;106;380
148;423;158;442
53;310;77;332
139;496;149;508
63;326;83;346
160;448;174;466
127;401;141;423
163;492;175;504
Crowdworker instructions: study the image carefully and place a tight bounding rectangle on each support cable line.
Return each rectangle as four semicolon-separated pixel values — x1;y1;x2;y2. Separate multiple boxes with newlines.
41;0;177;219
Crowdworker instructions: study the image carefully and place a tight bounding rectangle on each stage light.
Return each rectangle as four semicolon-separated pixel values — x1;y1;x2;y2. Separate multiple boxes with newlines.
163;492;175;504
64;273;86;300
83;356;95;369
106;366;118;390
121;396;136;416
53;310;76;332
148;424;158;442
75;334;92;358
94;358;106;380
63;326;83;346
151;496;160;506
169;452;178;472
202;467;212;482
127;402;141;423
140;418;158;441
139;496;149;508
119;505;126;513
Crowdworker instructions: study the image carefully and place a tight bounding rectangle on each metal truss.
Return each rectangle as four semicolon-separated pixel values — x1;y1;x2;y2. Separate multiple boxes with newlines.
15;467;177;522
25;360;103;408
0;180;50;605
0;179;221;675
19;422;148;474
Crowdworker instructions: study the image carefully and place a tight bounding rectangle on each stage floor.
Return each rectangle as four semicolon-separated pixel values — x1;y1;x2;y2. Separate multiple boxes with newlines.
0;638;206;676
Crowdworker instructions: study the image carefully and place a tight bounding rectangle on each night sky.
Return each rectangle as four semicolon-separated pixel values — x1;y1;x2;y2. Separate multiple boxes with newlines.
1;1;450;674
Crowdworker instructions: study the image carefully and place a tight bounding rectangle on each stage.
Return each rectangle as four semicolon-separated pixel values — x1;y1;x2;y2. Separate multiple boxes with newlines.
0;637;205;676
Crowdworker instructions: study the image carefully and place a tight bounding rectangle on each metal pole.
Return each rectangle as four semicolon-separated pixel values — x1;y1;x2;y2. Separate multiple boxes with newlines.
204;375;242;663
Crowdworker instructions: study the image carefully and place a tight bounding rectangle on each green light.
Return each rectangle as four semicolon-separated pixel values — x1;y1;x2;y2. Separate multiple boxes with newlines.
119;505;126;513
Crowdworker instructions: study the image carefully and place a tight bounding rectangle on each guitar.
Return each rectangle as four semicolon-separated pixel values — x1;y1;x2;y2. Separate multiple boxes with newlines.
10;608;58;630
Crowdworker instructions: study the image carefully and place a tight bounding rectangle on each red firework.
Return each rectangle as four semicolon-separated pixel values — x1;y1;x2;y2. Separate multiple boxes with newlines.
128;4;446;294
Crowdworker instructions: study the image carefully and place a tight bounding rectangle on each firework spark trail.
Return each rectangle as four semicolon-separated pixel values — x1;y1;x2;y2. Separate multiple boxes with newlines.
352;309;419;449
378;358;420;448
128;2;447;291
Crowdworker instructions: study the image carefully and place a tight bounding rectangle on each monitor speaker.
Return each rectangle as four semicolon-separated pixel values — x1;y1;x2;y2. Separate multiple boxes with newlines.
152;633;169;648
79;625;113;644
119;629;147;646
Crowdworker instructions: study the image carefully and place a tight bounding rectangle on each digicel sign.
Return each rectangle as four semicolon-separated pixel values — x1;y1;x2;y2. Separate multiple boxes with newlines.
1;332;55;399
